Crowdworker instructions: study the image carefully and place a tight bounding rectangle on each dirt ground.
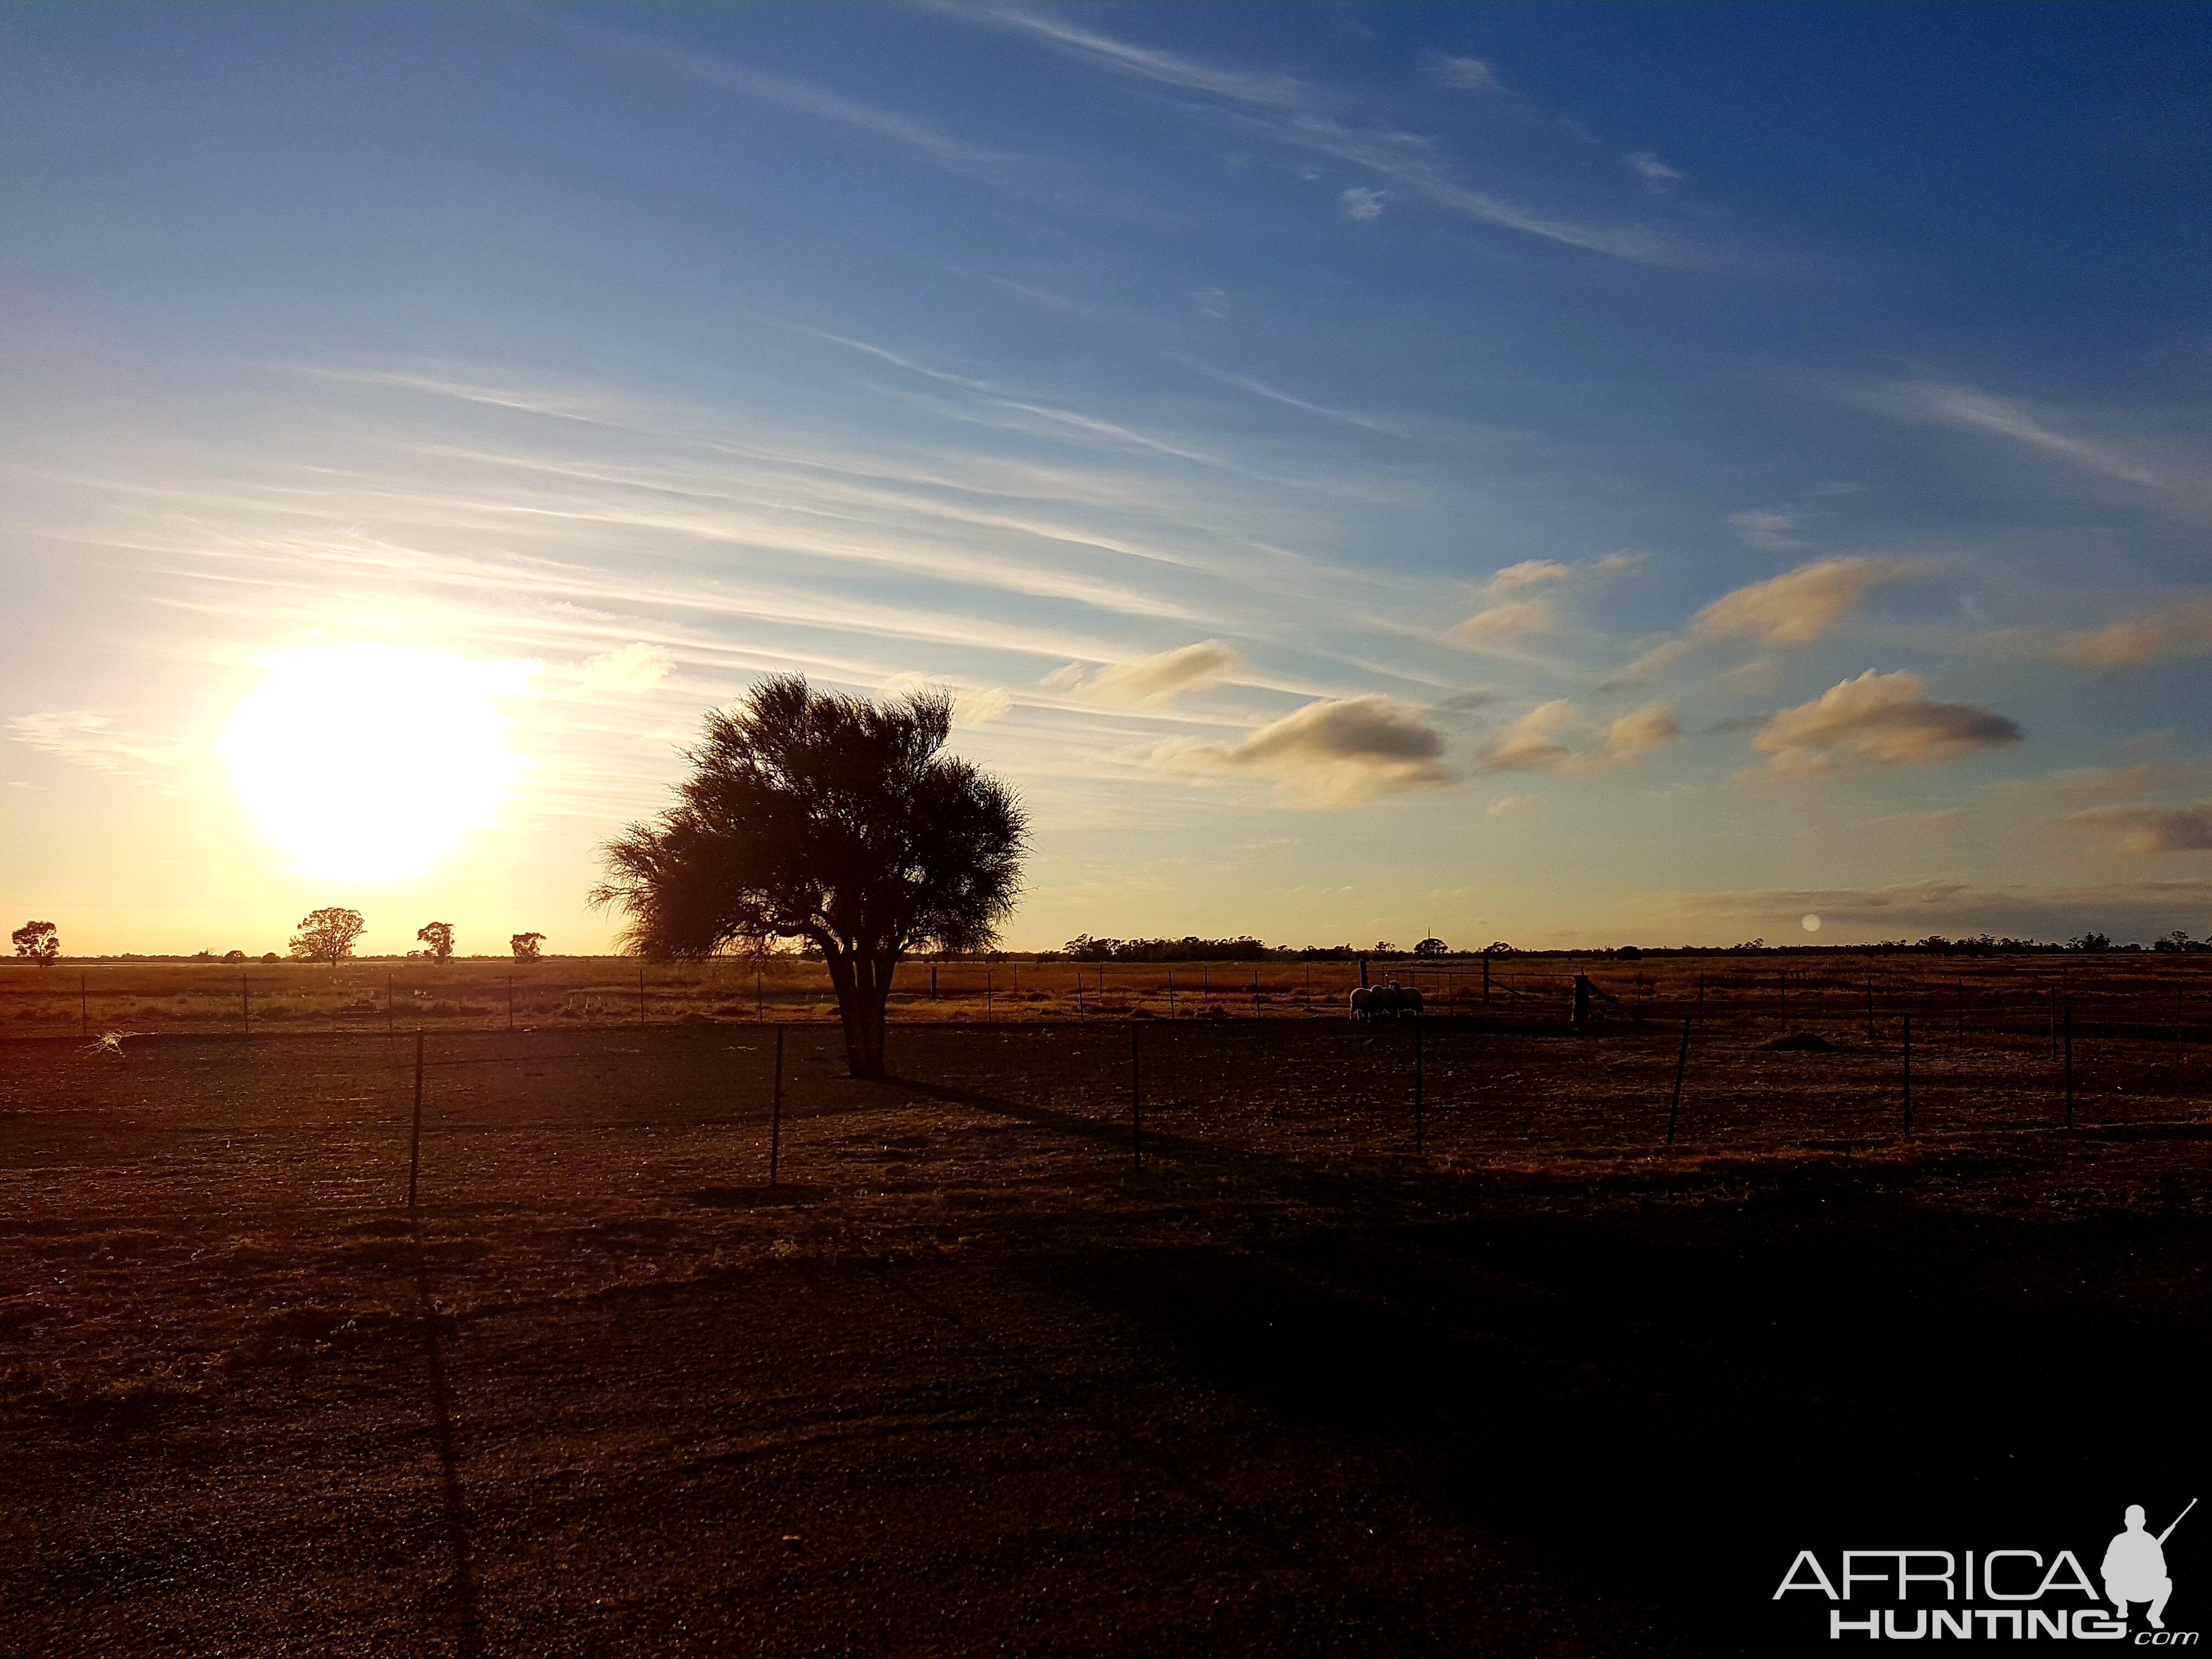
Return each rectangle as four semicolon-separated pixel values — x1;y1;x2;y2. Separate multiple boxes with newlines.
4;1015;2210;1655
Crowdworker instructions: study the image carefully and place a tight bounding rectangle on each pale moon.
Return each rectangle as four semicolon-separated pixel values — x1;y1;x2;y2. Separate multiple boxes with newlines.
220;645;535;882
1801;913;1822;933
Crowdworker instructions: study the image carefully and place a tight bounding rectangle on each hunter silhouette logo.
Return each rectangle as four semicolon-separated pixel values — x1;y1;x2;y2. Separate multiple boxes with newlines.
2108;1500;2196;1630
1774;1498;2200;1641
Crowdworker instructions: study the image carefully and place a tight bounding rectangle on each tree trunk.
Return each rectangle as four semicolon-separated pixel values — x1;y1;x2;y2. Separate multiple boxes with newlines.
825;944;895;1080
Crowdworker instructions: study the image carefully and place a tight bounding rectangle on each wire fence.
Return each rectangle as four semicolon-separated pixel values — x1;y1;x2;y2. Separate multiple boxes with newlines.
2;953;2208;1043
4;990;2205;1221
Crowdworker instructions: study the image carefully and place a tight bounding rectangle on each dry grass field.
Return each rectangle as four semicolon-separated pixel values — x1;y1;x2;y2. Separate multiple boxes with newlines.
4;963;2211;1654
4;947;2208;1039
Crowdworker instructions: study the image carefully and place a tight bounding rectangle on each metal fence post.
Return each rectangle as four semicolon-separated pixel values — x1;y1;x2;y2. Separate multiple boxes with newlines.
1666;1017;1690;1146
769;1024;784;1186
1413;1017;1424;1153
1902;1014;1912;1137
2063;1006;2074;1129
1130;1020;1142;1171
407;1030;425;1210
241;972;249;1036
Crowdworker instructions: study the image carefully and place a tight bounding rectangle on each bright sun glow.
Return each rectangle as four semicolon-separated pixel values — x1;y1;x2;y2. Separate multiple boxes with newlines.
220;645;535;882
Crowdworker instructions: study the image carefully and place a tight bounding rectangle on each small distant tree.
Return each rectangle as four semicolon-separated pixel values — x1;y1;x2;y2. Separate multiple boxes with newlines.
592;676;1026;1079
290;907;365;966
417;922;455;963
12;921;59;966
223;949;246;962
511;932;544;962
1485;941;1514;956
1413;936;1449;957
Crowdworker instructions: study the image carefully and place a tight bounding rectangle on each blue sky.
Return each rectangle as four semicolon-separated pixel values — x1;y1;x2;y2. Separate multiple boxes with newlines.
4;2;2210;955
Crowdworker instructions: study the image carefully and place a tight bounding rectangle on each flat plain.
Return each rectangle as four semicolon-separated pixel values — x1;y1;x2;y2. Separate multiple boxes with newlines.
4;957;2210;1654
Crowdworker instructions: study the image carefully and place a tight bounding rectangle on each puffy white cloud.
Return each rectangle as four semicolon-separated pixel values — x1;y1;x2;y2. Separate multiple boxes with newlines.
1341;186;1385;221
1046;640;1245;708
1605;557;1918;688
958;686;1012;726
1159;695;1451;806
1605;702;1681;758
1481;699;1679;771
579;641;675;694
1697;557;1916;645
2052;804;2212;855
1749;670;2022;780
1455;597;1559;642
1454;554;1639;647
1483;702;1578;771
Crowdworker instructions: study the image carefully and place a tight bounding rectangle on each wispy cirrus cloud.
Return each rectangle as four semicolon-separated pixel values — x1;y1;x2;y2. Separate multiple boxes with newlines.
1429;55;1502;92
1728;507;1810;551
1985;595;2212;670
9;712;190;776
941;7;1715;267
1854;380;2160;487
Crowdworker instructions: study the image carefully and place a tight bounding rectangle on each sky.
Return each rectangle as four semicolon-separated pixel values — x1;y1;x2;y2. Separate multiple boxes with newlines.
4;2;2211;957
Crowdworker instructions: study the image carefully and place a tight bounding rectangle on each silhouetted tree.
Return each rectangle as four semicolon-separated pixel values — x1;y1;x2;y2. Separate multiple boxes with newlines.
592;676;1026;1079
290;907;365;966
1413;936;1449;957
416;921;455;963
12;921;59;966
511;932;545;961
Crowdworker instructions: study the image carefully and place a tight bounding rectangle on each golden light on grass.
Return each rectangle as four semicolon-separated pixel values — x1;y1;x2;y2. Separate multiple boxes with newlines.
218;644;534;881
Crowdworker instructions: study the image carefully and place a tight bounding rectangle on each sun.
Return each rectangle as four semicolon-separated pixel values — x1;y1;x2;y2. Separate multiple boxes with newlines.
219;645;535;882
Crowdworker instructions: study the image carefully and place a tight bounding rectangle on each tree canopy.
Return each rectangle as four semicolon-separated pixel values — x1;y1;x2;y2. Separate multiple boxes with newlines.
12;921;59;966
592;676;1025;1077
290;907;365;966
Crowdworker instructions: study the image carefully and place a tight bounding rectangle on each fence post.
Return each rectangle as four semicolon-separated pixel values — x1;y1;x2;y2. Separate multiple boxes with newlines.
387;972;394;1037
1253;967;1261;1021
2176;990;2185;1072
1413;1017;1424;1153
1130;1019;1142;1171
80;973;88;1040
930;963;938;1001
241;972;249;1037
639;964;646;1026
1666;1017;1690;1146
1076;972;1085;1021
1481;951;1490;1003
2049;988;2058;1060
407;1030;425;1210
1866;973;1875;1040
986;964;994;1022
507;974;514;1032
757;969;764;1021
1957;976;1965;1051
769;1024;784;1186
2063;1006;2074;1130
1902;1014;1912;1137
1167;969;1175;1021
